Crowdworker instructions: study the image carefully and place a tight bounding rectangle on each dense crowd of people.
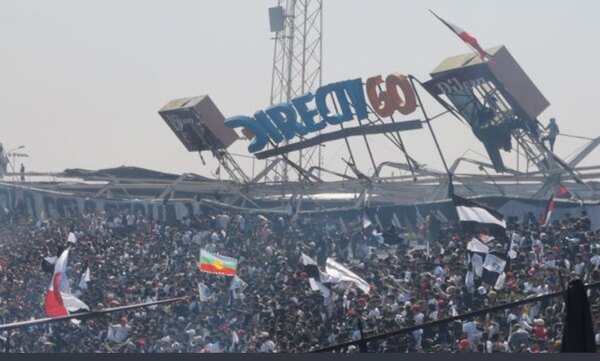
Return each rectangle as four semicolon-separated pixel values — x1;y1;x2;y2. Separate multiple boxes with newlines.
0;202;599;353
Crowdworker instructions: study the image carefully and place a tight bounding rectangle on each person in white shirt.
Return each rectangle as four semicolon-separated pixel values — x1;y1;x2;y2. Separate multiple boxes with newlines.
574;254;586;277
259;339;275;353
367;306;380;320
107;317;131;343
519;313;533;333
463;319;482;345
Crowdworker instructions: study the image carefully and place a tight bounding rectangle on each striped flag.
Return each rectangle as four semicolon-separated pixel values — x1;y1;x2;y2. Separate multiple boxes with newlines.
45;249;89;317
453;195;506;239
430;10;493;62
540;194;555;227
199;250;237;276
301;253;334;297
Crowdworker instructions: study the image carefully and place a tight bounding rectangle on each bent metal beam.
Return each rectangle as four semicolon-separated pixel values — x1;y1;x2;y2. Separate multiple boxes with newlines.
255;120;423;159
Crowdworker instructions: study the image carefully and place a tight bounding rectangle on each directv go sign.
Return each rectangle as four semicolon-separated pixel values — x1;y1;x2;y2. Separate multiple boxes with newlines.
225;73;418;153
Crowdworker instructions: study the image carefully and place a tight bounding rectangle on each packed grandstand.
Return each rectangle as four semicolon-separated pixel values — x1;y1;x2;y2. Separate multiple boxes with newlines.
0;203;599;352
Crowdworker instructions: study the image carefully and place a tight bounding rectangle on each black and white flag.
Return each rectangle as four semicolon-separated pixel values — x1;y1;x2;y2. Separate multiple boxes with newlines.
301;253;335;297
467;237;489;254
453;195;506;239
42;256;58;274
481;252;508;286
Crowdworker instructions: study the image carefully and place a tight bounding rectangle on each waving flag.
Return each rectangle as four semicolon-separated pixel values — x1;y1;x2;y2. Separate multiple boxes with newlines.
540;194;555;227
198;282;212;302
481;252;508;286
362;209;372;229
199;250;237;276
453;195;506;239
556;183;572;199
301;253;336;297
78;267;91;290
325;258;370;294
67;231;77;245
45;249;90;317
230;275;248;300
430;10;492;62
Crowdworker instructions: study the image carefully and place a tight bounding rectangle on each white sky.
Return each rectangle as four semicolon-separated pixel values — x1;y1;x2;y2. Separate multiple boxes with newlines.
2;0;599;180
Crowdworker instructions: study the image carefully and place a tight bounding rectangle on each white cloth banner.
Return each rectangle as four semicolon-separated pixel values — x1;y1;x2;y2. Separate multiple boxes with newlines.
483;253;507;274
325;258;370;294
467;238;489;254
471;253;484;277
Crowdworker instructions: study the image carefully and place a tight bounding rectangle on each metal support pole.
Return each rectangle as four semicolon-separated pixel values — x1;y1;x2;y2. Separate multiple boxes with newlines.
409;76;453;196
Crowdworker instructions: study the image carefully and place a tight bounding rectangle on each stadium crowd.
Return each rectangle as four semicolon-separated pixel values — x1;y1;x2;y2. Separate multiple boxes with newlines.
0;202;599;353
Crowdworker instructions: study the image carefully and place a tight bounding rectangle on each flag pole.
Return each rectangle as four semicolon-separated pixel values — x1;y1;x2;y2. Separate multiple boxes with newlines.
429;9;492;61
429;10;478;55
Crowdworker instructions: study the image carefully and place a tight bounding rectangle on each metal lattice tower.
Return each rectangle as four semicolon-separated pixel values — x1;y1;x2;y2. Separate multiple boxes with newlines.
268;0;323;182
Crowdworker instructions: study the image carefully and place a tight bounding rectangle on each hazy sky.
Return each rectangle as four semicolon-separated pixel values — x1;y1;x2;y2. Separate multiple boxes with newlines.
2;0;600;180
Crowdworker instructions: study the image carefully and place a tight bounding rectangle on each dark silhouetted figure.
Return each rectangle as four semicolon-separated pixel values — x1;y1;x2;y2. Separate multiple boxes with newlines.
561;279;597;352
542;118;560;151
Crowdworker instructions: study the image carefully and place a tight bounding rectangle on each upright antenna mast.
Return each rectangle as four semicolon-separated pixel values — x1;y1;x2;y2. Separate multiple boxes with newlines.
268;0;323;182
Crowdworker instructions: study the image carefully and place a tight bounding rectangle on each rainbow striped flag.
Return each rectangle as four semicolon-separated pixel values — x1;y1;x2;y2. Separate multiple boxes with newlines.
198;250;237;276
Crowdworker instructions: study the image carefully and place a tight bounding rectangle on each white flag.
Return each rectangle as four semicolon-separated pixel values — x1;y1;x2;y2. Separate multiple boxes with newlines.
325;258;370;294
508;232;519;260
471;253;484;277
78;267;91;290
494;272;506;290
67;231;77;245
374;212;383;230
467;237;489;254
230;275;248;300
465;270;474;289
483;253;507;274
198;282;211;302
309;278;331;297
362;211;372;229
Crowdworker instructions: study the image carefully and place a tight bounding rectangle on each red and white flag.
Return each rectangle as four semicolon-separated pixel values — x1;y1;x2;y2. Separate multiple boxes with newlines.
556;183;572;199
540;194;555;227
430;10;492;62
45;249;89;317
